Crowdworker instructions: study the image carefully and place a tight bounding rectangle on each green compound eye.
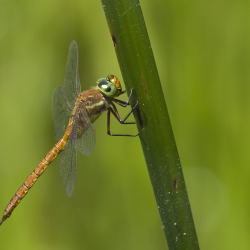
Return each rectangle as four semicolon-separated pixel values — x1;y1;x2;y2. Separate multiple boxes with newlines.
97;75;122;97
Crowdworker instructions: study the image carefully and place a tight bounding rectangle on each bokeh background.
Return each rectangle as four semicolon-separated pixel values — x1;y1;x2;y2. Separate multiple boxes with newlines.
0;0;249;249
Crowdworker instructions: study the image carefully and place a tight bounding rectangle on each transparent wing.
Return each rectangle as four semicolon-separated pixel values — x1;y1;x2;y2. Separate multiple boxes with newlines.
77;124;96;155
59;108;95;196
52;41;80;140
59;119;77;197
55;41;95;196
52;86;72;141
75;103;96;155
63;40;81;108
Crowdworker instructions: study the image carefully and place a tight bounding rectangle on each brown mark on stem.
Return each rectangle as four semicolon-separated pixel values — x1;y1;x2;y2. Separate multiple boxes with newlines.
173;177;178;191
111;35;116;48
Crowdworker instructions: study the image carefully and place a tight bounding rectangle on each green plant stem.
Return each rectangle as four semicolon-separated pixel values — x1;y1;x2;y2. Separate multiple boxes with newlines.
101;1;199;249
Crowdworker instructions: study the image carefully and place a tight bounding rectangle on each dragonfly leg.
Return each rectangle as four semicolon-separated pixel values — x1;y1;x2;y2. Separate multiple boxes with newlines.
111;101;139;124
112;88;134;108
124;87;134;106
107;101;139;137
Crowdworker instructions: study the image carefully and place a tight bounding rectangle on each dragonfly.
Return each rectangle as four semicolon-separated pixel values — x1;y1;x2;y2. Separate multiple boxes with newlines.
0;41;138;225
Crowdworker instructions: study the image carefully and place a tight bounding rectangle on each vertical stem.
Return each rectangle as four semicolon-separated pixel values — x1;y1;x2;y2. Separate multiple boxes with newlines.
101;0;200;249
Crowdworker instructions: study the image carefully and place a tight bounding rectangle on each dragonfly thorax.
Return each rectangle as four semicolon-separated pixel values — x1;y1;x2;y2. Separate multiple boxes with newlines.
97;75;124;98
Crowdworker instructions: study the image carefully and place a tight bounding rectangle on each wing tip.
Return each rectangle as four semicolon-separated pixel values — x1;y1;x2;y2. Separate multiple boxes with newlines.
66;188;74;197
70;40;78;49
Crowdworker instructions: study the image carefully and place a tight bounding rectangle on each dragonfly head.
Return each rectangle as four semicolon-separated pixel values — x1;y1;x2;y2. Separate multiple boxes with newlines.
97;75;125;98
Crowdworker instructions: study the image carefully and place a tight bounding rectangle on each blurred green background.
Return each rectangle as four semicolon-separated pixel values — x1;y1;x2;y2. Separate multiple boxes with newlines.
0;0;249;249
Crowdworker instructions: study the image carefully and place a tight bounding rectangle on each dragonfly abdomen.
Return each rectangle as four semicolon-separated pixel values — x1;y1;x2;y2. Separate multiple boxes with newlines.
0;122;73;225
